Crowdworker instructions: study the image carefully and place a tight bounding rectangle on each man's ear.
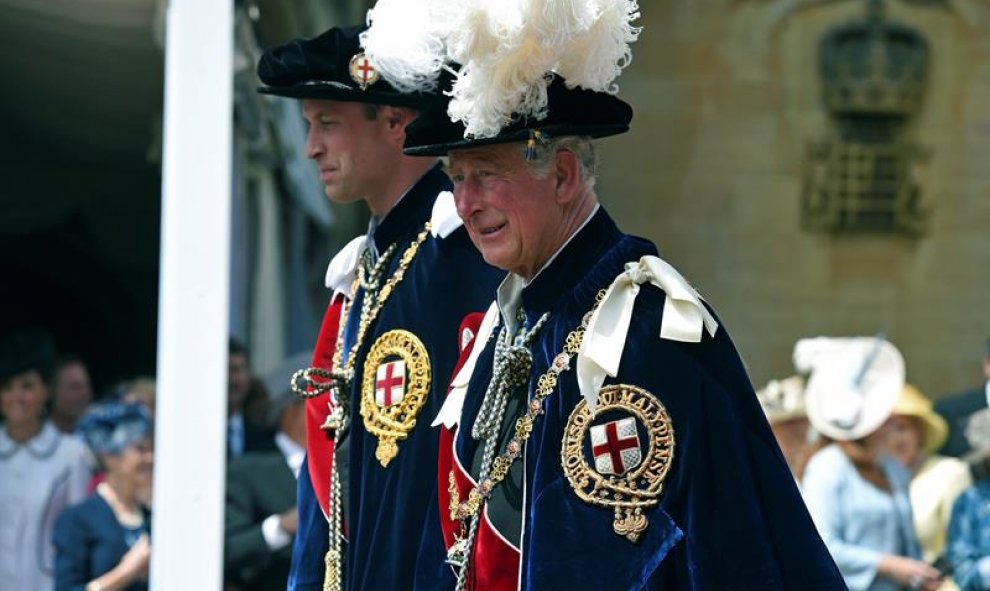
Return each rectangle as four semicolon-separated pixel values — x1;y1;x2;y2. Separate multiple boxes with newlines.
554;149;582;204
382;106;419;144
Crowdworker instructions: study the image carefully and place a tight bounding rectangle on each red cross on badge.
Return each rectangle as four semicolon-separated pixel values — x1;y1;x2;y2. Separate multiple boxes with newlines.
590;417;642;476
375;360;406;408
349;52;380;90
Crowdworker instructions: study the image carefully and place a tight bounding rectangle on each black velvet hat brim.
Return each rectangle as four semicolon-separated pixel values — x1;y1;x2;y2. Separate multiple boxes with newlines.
258;84;434;109
404;122;630;156
403;76;633;156
256;25;439;110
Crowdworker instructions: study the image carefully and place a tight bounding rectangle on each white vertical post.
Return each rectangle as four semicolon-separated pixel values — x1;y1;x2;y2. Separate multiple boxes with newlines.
151;0;232;588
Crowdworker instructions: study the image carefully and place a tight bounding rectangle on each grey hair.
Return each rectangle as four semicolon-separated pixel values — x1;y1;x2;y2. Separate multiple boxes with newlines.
523;136;599;191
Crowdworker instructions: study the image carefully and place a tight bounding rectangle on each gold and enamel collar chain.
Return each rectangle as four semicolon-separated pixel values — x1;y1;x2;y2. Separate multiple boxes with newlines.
446;289;607;574
288;222;432;591
290;222;432;412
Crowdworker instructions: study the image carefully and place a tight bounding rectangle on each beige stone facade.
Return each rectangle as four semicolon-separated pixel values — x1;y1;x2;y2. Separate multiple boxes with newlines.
600;0;990;399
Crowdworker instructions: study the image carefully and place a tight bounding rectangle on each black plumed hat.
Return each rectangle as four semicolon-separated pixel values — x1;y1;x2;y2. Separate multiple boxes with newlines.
403;74;632;157
257;25;435;109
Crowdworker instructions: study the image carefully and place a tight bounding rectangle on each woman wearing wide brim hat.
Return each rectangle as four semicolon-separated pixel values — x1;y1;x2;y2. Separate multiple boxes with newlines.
885;385;971;591
756;375;818;481
798;336;945;591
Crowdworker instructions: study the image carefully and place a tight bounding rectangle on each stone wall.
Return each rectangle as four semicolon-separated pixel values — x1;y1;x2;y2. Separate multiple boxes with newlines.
601;0;990;398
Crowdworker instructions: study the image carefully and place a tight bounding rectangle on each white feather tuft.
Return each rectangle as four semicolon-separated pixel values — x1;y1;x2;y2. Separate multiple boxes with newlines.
556;0;641;94
360;0;451;93
363;0;641;138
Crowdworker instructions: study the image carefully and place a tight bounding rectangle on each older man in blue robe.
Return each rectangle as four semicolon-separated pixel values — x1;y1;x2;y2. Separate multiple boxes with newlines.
360;0;849;588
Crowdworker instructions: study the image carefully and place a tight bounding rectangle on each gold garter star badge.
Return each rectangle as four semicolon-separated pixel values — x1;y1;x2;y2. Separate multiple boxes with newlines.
561;384;675;542
361;329;431;467
348;52;380;90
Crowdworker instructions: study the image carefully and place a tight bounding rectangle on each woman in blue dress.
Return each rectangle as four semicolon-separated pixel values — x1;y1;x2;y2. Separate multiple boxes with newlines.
53;402;153;591
798;337;944;591
946;408;990;591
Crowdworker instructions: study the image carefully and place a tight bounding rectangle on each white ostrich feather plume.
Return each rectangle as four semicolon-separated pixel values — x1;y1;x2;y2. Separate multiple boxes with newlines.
363;0;641;139
360;0;461;93
557;0;641;93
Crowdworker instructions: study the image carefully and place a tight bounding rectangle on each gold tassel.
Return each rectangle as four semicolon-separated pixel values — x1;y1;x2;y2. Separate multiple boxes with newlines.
525;130;544;160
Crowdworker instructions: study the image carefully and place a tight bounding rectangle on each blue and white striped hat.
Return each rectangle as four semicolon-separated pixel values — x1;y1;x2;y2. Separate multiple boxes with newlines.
76;402;152;456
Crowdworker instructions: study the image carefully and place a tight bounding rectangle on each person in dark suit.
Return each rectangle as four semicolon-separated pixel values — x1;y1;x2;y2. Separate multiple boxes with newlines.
936;340;990;458
53;403;153;591
228;339;276;459
224;356;308;591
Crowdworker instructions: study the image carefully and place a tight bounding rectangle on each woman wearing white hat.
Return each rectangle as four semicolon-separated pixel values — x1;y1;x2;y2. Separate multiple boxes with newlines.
799;337;944;591
885;385;971;590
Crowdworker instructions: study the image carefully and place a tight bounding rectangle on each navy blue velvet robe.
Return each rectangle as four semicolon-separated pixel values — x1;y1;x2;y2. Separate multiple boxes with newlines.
418;208;846;590
288;165;504;591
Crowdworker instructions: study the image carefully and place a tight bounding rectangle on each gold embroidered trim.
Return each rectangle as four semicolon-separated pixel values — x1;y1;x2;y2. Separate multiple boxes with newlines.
360;329;432;467
290;223;431;401
292;223;431;590
561;384;675;542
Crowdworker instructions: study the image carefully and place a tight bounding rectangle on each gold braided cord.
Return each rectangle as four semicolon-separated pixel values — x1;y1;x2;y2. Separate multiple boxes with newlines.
290;286;355;400
329;282;357;377
291;224;432;399
449;289;607;523
292;222;432;591
341;225;431;379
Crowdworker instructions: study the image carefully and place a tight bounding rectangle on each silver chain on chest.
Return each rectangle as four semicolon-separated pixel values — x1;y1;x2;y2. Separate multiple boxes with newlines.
455;309;548;591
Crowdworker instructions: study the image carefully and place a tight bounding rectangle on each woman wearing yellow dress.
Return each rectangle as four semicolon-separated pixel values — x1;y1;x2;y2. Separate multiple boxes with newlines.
885;384;972;590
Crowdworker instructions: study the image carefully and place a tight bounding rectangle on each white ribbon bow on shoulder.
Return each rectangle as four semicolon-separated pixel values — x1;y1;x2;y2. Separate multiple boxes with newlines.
577;256;719;414
430;191;463;239
324;236;367;297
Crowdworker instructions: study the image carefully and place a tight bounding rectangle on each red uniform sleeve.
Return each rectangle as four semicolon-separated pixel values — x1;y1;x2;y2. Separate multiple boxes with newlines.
305;293;346;518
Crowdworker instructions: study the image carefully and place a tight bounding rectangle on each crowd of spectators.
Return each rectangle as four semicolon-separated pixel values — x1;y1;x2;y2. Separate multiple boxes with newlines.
758;338;990;591
4;325;990;591
0;330;301;591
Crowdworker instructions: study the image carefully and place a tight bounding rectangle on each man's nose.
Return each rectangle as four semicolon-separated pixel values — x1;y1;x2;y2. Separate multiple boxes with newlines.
304;127;322;159
454;180;482;220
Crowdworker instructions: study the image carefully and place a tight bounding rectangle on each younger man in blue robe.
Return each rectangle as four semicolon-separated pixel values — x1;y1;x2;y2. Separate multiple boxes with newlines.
256;25;503;591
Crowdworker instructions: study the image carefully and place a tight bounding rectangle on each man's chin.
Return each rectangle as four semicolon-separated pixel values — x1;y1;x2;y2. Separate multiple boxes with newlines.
478;247;514;273
324;186;362;205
